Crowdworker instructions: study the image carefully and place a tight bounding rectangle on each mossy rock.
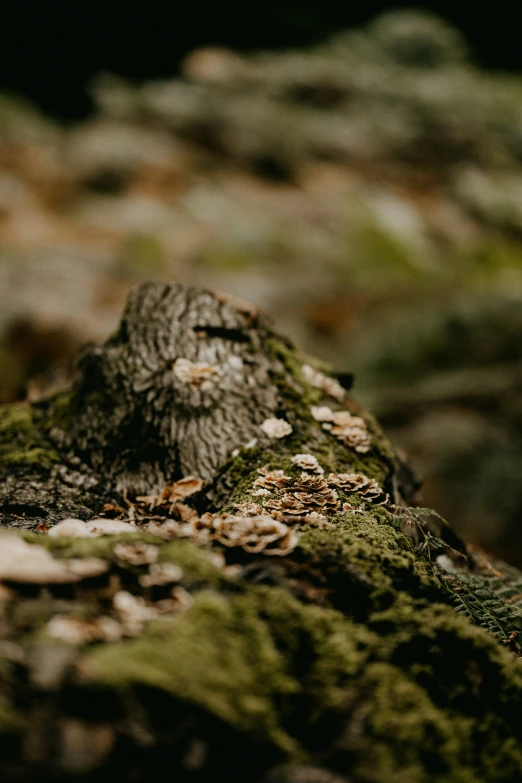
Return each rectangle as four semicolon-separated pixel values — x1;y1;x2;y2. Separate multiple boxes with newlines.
1;281;522;782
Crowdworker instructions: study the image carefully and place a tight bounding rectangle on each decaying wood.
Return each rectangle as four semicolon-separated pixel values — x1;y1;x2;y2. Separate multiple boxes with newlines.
1;282;522;783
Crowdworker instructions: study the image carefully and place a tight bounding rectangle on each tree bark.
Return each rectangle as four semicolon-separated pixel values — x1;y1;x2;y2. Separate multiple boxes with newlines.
1;282;522;783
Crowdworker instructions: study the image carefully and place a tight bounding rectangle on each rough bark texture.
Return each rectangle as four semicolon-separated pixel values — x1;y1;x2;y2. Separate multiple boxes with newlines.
1;282;522;783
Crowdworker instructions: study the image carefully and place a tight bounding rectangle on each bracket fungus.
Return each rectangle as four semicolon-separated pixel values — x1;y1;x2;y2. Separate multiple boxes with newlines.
327;473;390;505
172;358;222;389
302;363;345;401
311;406;372;453
194;513;298;556
290;453;324;474
260;417;293;439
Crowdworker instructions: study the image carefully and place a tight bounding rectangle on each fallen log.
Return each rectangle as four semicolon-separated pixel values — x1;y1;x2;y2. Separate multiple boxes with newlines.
1;281;522;782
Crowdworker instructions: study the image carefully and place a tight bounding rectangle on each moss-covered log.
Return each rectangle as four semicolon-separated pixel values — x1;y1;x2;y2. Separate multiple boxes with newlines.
1;281;522;783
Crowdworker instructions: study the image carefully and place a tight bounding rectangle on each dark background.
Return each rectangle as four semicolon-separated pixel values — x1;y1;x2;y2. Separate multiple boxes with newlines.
1;1;521;118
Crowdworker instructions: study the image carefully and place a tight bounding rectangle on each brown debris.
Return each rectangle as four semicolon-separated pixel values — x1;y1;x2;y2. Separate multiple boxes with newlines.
100;502;127;519
170;502;199;522
136;476;204;512
0;584;15;603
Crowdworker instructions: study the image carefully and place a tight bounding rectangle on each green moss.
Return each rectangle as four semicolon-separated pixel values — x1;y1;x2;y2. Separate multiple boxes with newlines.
192;332;394;506
83;589;300;752
22;531;119;559
80;579;522;780
265;334;322;413
157;539;228;584
0;402;60;468
299;512;430;592
363;410;396;469
218;448;266;501
349;662;476;783
254;586;376;712
371;592;522;683
261;333;395;486
353;596;522;781
6;521;522;779
83;585;380;750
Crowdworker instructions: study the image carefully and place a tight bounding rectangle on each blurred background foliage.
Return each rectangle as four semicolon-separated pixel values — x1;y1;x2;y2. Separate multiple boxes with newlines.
1;9;522;564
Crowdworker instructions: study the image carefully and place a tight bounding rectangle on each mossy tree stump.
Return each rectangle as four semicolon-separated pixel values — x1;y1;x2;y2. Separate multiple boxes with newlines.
1;282;522;783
